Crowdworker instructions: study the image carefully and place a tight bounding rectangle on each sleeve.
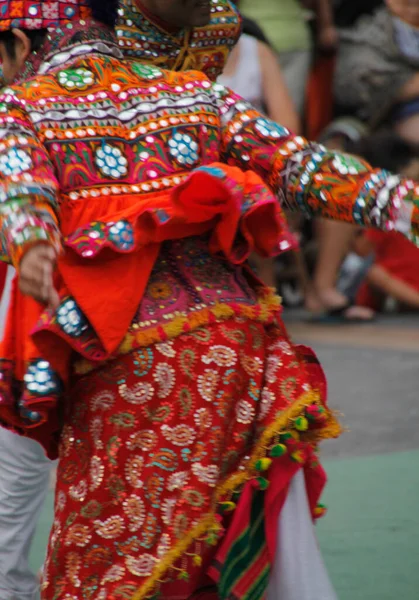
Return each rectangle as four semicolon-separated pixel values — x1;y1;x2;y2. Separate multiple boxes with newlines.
213;84;419;244
0;91;61;268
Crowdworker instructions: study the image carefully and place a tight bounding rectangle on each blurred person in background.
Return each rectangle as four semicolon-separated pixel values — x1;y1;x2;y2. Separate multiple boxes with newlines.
219;1;300;132
308;0;419;321
240;0;337;115
333;0;383;27
304;119;377;321
335;0;419;142
305;125;419;322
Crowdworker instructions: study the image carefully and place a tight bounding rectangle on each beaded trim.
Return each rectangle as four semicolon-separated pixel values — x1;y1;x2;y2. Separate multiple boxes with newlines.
73;291;282;375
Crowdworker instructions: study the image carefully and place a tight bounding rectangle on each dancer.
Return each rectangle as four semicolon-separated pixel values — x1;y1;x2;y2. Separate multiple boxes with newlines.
0;2;418;600
0;6;244;594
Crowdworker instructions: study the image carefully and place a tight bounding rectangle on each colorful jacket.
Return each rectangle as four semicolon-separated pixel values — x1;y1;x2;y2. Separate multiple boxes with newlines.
0;20;418;453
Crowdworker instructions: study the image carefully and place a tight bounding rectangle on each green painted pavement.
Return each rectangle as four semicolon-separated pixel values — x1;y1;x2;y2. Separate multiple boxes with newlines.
318;450;419;600
30;450;419;599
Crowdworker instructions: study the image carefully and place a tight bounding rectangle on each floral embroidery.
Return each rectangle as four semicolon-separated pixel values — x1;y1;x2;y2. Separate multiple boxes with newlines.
23;359;61;397
0;148;32;176
57;298;89;337
147;281;173;301
66;220;135;257
168;132;199;166
95;143;128;179
108;221;134;249
131;63;162;80
254;118;289;140
57;67;95;90
332;153;369;176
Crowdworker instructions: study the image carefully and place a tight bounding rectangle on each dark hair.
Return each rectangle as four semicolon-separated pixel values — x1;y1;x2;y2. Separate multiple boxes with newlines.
87;0;119;27
347;131;419;173
242;17;270;45
0;29;47;60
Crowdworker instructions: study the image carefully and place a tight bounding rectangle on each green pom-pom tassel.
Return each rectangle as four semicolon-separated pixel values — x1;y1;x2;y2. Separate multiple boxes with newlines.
305;404;327;423
256;476;269;490
270;444;287;458
255;457;272;472
177;570;189;581
219;501;236;513
294;416;309;431
193;555;203;567
314;503;327;518
291;450;305;464
206;533;219;546
279;431;293;443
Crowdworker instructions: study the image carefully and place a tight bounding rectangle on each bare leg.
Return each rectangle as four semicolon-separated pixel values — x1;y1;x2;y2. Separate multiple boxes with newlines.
306;219;357;312
367;265;419;308
394;114;419;146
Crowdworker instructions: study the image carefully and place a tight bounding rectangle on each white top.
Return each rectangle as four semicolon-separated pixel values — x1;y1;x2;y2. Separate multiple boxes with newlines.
218;34;265;113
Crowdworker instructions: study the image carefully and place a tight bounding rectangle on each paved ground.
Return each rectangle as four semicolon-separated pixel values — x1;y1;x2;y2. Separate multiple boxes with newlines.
30;311;419;599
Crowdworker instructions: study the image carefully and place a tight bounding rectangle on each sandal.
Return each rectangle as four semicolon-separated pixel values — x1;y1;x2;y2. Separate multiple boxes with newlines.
308;302;376;324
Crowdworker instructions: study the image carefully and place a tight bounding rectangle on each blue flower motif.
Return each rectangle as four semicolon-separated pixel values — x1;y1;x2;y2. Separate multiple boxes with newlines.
168;132;199;167
255;119;289;140
108;220;135;251
23;360;61;397
95;143;128;179
57;299;89;338
0;148;32;176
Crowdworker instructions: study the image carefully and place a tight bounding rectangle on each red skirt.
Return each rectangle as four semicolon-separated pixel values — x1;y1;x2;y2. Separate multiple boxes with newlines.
41;316;339;600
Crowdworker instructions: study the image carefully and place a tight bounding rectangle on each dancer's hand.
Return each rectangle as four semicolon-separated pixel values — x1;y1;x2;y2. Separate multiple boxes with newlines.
19;244;60;310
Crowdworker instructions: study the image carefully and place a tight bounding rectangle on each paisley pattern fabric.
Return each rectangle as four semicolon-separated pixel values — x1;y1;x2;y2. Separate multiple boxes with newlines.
115;0;242;81
41;317;339;600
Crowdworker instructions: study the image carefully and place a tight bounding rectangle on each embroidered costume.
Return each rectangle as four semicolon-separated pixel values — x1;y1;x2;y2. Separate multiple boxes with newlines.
0;2;418;600
115;0;242;80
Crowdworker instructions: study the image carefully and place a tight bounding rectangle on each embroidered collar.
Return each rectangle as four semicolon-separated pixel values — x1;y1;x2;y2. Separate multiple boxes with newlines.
115;0;242;80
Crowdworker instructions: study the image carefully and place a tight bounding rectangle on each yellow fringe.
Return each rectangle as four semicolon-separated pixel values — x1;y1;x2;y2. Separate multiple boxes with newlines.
130;389;341;600
74;292;282;376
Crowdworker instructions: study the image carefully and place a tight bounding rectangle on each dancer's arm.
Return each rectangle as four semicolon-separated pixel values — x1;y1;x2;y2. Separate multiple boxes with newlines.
216;85;419;242
0;94;61;267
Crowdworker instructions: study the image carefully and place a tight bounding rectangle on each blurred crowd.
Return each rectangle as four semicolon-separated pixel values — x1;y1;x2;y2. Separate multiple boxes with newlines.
223;0;419;323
